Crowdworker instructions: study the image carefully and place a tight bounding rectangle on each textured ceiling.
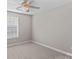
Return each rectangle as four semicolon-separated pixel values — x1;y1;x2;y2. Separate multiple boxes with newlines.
7;0;72;14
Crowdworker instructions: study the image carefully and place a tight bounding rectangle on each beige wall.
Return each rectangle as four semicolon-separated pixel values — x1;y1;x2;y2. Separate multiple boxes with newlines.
7;11;32;44
32;3;72;53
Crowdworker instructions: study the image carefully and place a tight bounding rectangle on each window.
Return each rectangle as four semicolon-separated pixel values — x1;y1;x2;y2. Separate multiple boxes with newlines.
7;15;19;39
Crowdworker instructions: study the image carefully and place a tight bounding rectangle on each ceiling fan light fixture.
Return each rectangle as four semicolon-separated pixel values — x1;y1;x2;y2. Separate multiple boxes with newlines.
16;0;40;14
25;7;29;12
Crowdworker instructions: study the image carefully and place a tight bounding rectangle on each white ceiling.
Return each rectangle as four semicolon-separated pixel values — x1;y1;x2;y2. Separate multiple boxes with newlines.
7;0;72;15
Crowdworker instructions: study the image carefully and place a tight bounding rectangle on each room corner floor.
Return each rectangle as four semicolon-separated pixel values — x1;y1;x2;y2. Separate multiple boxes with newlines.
8;42;71;59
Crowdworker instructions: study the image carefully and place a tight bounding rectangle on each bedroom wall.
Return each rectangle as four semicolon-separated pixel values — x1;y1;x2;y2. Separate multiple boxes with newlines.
32;3;72;53
7;11;32;44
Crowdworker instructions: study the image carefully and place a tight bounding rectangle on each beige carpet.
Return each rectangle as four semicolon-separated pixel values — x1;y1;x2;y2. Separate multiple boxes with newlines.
8;43;71;59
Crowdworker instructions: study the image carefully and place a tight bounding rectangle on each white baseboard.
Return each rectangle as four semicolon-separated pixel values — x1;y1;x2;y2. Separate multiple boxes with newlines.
7;40;72;56
8;40;32;47
32;41;72;57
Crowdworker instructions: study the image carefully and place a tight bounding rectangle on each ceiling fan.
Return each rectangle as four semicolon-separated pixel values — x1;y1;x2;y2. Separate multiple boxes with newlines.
16;0;40;12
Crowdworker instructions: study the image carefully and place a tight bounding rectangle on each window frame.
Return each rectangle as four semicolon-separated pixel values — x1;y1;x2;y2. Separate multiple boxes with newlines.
7;15;19;39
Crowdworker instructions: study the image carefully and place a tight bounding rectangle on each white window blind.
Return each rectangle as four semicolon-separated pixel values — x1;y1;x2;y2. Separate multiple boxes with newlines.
7;15;18;39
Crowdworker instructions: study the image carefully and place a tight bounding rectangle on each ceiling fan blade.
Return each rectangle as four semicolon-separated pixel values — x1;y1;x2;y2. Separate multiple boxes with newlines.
26;0;34;4
17;0;24;3
30;6;40;9
16;6;25;11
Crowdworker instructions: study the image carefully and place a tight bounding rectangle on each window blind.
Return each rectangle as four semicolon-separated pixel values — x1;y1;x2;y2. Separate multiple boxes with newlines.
7;15;18;39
